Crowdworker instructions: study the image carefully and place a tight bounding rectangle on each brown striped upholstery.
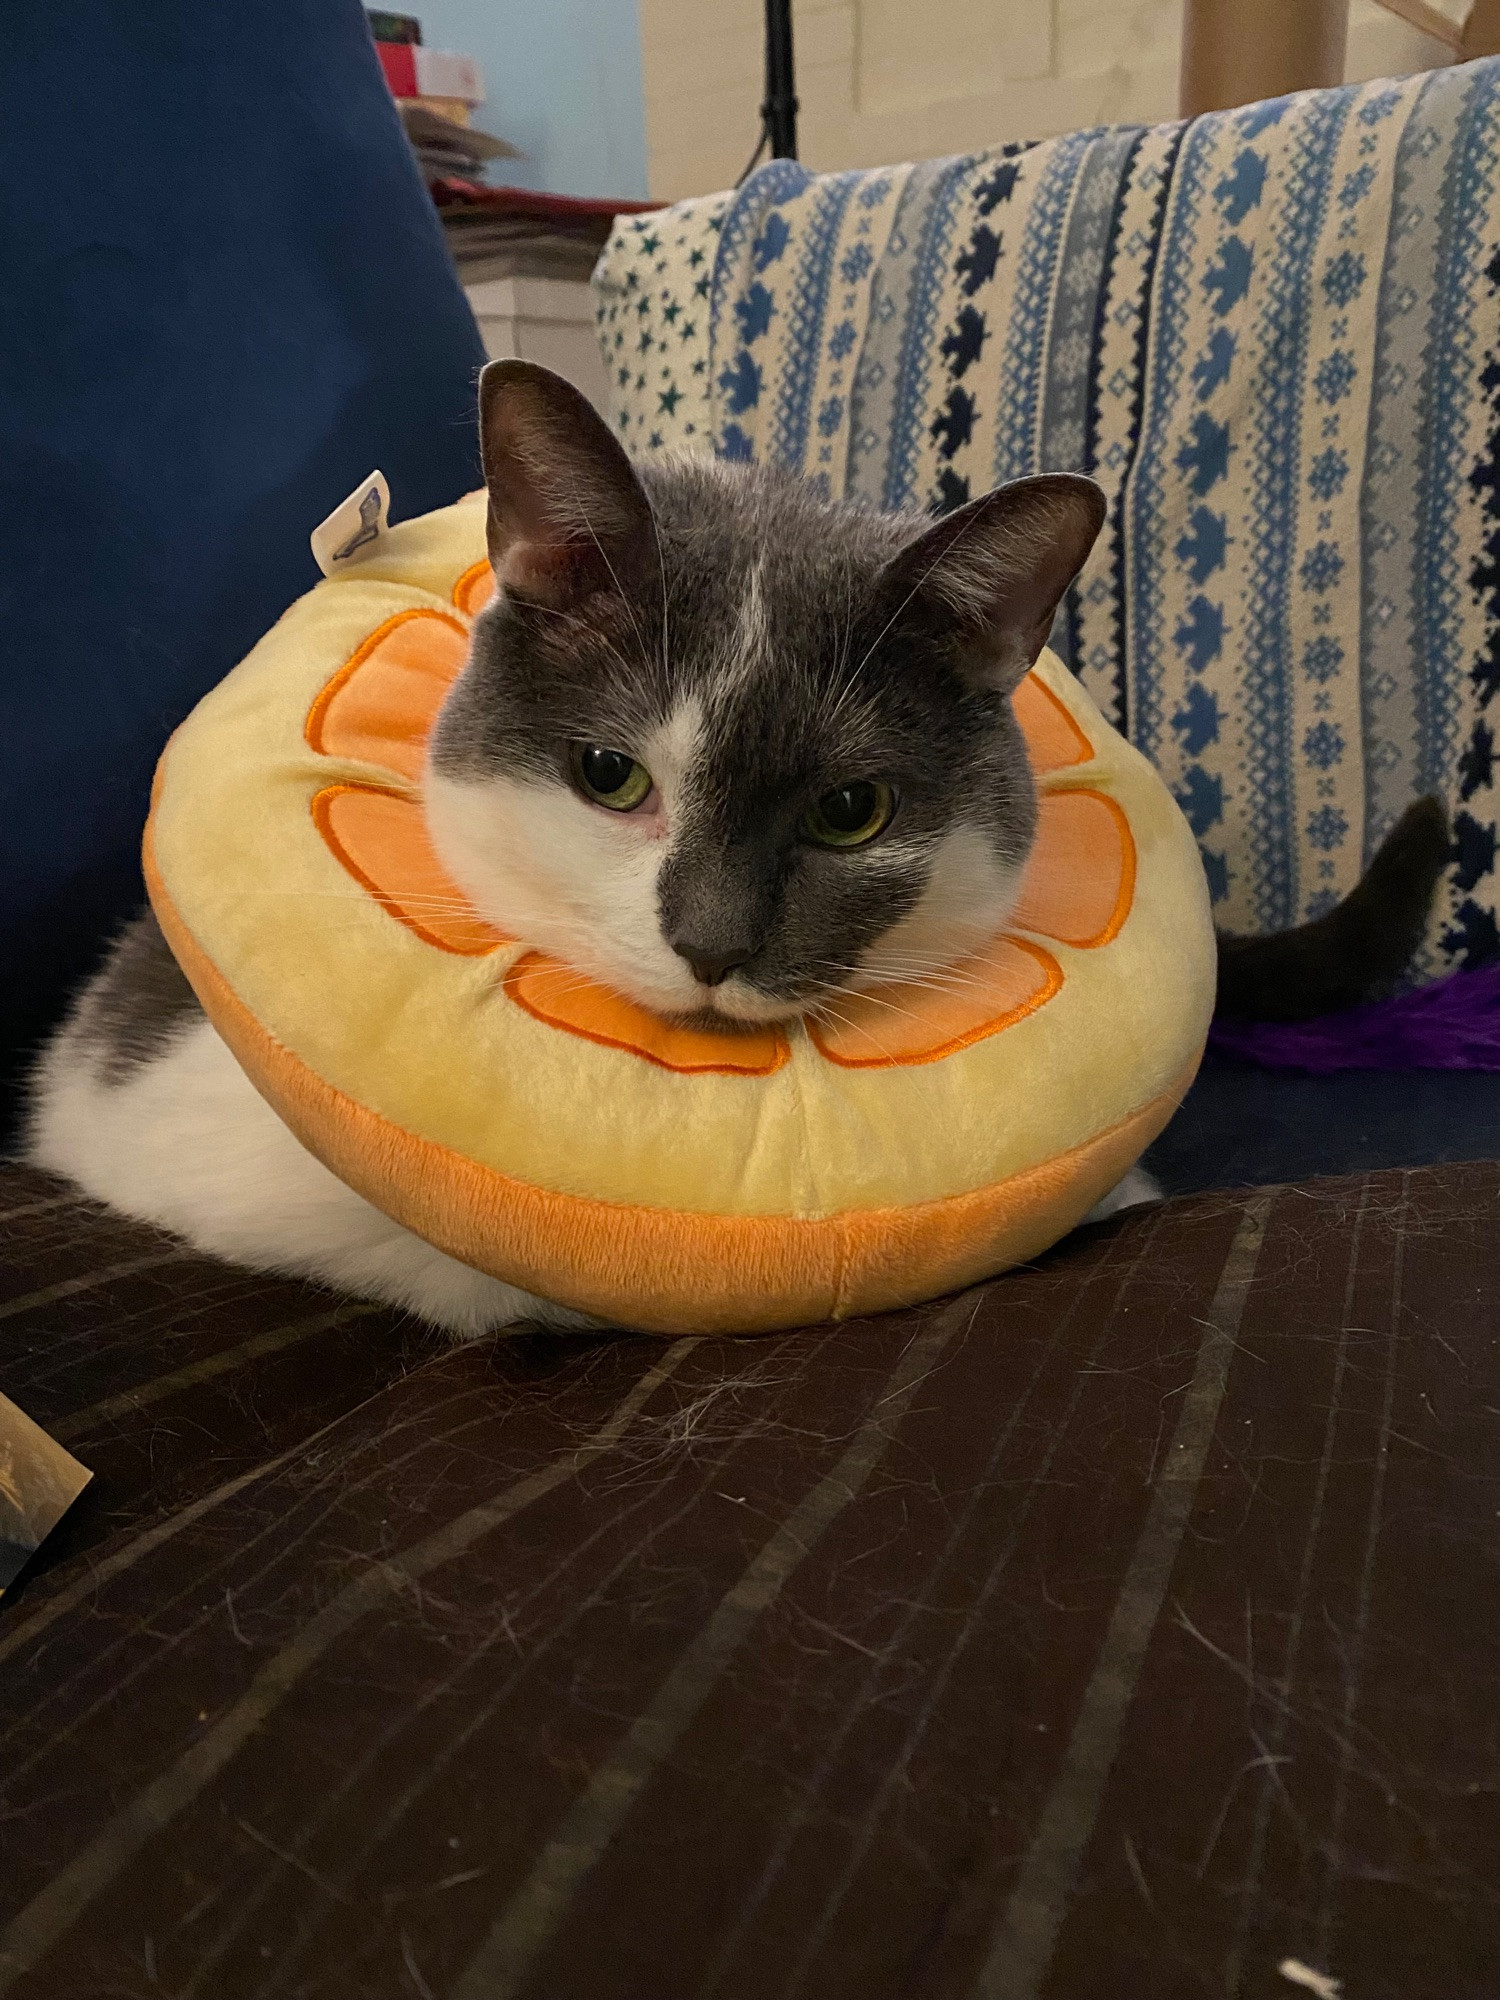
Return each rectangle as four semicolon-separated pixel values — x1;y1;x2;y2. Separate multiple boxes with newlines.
1;1158;1497;1998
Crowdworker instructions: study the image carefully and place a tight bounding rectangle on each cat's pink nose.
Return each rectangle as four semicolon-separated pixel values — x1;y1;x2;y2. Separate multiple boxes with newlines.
674;943;752;986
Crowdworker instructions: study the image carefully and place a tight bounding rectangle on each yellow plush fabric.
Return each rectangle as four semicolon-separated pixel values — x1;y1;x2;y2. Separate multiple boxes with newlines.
145;496;1216;1333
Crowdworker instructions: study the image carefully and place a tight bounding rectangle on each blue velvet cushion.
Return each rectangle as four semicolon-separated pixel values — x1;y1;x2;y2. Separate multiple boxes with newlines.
0;0;486;1143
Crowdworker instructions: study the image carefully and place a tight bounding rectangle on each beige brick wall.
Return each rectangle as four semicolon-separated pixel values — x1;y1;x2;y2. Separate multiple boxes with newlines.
640;0;1458;202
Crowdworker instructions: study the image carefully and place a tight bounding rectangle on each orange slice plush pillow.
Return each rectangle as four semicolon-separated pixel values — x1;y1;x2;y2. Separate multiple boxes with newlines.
145;494;1215;1335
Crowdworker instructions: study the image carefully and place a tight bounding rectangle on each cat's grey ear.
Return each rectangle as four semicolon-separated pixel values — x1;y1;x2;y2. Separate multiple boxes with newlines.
478;359;657;609
874;474;1106;693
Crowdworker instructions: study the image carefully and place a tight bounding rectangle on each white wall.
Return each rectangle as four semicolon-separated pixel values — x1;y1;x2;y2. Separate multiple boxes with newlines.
639;0;1458;202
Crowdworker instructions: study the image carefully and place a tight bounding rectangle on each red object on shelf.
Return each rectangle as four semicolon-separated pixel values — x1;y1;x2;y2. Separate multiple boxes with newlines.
429;178;661;219
375;40;417;96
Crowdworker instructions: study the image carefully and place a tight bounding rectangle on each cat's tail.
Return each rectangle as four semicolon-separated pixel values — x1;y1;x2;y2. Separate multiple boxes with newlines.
1214;795;1450;1022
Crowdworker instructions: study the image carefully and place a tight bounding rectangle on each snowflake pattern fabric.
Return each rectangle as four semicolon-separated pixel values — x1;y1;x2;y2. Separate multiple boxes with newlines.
595;62;1500;979
592;194;731;456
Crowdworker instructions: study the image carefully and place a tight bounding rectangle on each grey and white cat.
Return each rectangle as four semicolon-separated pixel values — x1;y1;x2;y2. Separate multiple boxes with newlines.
32;360;1431;1336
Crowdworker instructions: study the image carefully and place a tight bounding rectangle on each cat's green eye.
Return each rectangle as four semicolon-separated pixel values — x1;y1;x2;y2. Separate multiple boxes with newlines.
571;743;653;811
802;779;897;849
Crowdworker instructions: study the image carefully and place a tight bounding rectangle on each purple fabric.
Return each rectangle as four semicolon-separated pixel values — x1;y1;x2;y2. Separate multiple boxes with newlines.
1209;962;1500;1072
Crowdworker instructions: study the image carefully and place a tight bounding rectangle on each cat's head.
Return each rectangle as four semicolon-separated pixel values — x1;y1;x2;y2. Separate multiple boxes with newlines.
426;360;1104;1026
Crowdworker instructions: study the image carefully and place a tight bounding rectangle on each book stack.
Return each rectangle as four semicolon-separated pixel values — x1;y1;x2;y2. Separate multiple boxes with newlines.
432;182;660;285
365;9;657;292
399;104;519;184
366;9;520;185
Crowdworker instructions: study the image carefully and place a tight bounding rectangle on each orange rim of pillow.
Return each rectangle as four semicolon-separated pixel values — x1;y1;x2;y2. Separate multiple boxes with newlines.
300;563;1137;1078
141;814;1194;1331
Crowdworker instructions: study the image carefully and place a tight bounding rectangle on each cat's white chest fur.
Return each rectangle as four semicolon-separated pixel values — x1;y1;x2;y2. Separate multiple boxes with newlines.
28;1013;590;1336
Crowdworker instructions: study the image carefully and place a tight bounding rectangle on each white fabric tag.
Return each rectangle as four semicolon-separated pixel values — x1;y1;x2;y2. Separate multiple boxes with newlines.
310;470;390;576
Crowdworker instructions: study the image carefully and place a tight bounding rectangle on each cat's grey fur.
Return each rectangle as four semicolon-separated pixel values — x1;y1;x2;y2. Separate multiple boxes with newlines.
433;450;1051;1015
21;363;1181;1333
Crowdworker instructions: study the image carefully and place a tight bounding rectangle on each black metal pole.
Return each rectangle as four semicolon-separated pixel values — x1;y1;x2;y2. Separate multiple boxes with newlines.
762;0;798;159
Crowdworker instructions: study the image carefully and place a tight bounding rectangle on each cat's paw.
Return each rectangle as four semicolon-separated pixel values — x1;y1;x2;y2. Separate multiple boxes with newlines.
1079;1165;1162;1227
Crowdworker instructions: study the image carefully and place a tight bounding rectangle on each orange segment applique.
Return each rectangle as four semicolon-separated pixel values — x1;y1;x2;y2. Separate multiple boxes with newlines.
505;954;790;1076
306;610;469;785
808;934;1063;1069
1012;671;1095;774
312;784;508;957
1008;788;1136;949
452;561;496;617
